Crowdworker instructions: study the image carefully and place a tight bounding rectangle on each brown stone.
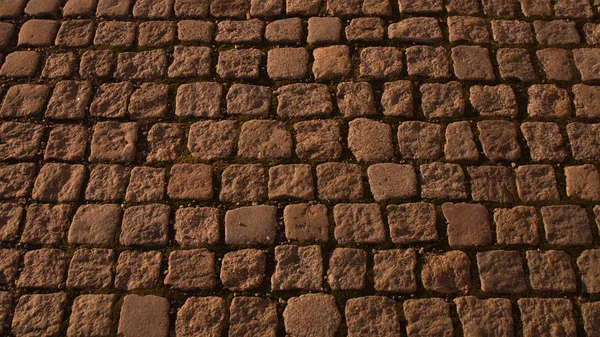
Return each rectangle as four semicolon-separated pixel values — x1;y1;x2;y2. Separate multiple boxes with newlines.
118;295;169;337
0;51;40;77
373;249;417;293
521;122;566;162
12;293;67;337
397;121;441;160
188;120;237;160
518;298;576;337
578;249;600;293
272;245;322;291
388;17;442;43
444;121;479;162
333;203;386;244
85;164;128;202
120;204;170;247
455;296;515;337
0;163;35;199
534;20;580;45
574;48;600;81
467;166;515;203
477;250;526;294
167;164;213;200
174;207;220;246
238;120;292;160
515;165;559;202
541;205;593;246
345;297;402;337
0;84;50;118
537;48;574;81
176;297;226;337
313;45;352;81
0;249;20;285
265;18;302;44
448;16;490;43
21;204;72;245
422;251;471;294
229;297;278;337
165;249;216;290
94;21;136;46
220;164;265;203
129;83;169;120
420;81;464;119
168;46;211;78
294;120;342;160
368;164;417;201
405;46;450;78
451;45;495;80
0;122;44;161
66;248;114;289
276;83;332;118
176;82;222;118
217;48;262;80
220;249;266;291
526;250;576;292
115;50;167;80
0;204;23;242
348;118;393;162
268;164;314;200
327;248;367;290
381;80;413;117
177;20;214;42
267;48;308;80
404;298;453;337
67;294;116;337
582;302;600;337
215;19;263;44
284;203;330;243
18;19;57;46
477;120;520;162
345;18;385;42
387;202;437;244
360;47;403;79
17;248;66;288
565;164;600;201
132;0;173;18
442;202;492;246
337;82;376;117
307;17;342;44
32;163;85;203
494;206;539;245
224;205;277;245
114;251;162;290
283;294;341;337
68;204;121;246
420;162;467;199
492;20;533;44
227;84;271;117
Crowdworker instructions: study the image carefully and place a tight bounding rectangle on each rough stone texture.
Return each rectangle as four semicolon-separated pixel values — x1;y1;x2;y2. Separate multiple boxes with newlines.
317;162;363;201
66;248;114;289
32;163;85;203
345;297;402;337
404;299;454;337
228;84;271;116
333;203;386;244
115;251;162;290
368;163;417;201
420;162;467;199
327;248;367;290
174;207;220;246
515;165;560;202
85;164;128;202
283;294;341;337
381;80;413;116
12;293;67;337
421;82;464;119
521;122;566;162
348;118;393;162
494;206;540;245
477;250;526;294
451;45;495;80
238;120;292;160
422;251;471;294
276;83;332;118
444;121;479;161
337;82;376;117
294;121;342;160
470;84;517;118
220;164;265;203
477;120;520;162
272;245;322;291
397;121;442;160
313;45;352;81
68;204;121;246
17;248;66;288
467;166;515;203
221;249;265;291
527;84;572;119
541;205;593;246
442;202;492;246
176;297;226;337
577;249;600;293
373;249;417;293
387;202;437;244
67;295;115;337
518;298;576;337
284;203;329;243
229;297;278;337
165;249;216;290
120;204;170;247
527;250;576;292
268;164;314;200
455;296;515;337
388;17;443;43
89;122;138;163
1;84;50;118
167;164;213;200
188;120;237;160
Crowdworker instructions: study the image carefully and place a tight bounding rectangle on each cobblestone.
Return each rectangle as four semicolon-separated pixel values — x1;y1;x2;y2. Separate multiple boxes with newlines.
0;3;598;335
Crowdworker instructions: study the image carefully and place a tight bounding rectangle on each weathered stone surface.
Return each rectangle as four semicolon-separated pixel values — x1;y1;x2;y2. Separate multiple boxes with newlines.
0;122;44;161
0;163;35;199
147;123;183;162
442;202;492;246
44;124;88;162
21;204;72;245
67;295;115;337
229;297;278;337
66;248;114;289
0;84;50;117
527;250;576;292
89;82;133;118
272;245;322;291
0;204;23;242
32;163;85;203
387;202;437;244
404;298;453;337
381;80;413;117
176;82;222;118
494;206;539;245
515;165;559;202
265;18;302;44
115;251;162;290
217;48;262;80
0;249;20;285
120;204;170;247
368;164;417;201
294;121;342;160
422;251;470;294
284;203;329;243
12;293;67;337
528;84;572;119
518;298;576;337
68;204;121;246
333;203;386;244
276;83;332;118
268;164;314;200
308;17;342;44
582;302;600;337
337;82;376;117
227;84;271;117
268;48;308;80
406;46;450;78
477;250;526;294
17;248;66;288
420;162;467;199
541;205;593;246
165;249;215;290
470;85;517;118
388;17;443;43
174;207;220;246
455;296;515;337
467;166;515;203
221;249;265;291
397;121;442;160
451;45;495;80
373;249;416;293
348;118;393;162
317;162;363;201
220;164;265;203
477;120;520;162
421;81;464;119
578;249;600;293
85;164;128;201
89;122;138;163
167;164;213;200
345;297;402;337
313;45;352;80
327;248;367;290
238;120;292;160
176;297;226;337
129;83;169;120
360;47;403;79
521;122;566;162
188;120;237;160
125;167;165;203
283;294;341;337
444;121;479;161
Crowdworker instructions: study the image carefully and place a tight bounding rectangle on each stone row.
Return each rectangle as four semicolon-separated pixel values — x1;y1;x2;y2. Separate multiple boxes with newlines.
3;45;600;82
0;0;597;19
1;200;598;247
5;17;600;50
4;81;600;123
3;245;600;293
3;292;600;337
3;117;600;164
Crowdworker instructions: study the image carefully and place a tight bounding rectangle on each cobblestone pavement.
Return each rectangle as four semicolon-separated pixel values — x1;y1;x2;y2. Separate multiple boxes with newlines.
1;0;600;336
